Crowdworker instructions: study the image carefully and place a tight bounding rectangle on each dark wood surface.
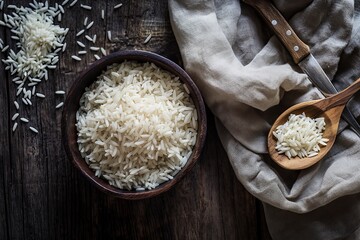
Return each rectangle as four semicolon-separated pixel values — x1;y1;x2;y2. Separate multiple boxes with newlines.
0;0;272;239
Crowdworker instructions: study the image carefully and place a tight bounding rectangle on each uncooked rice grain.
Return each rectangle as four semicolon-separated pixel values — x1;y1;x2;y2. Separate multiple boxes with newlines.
59;5;65;14
86;21;94;29
80;4;92;10
29;126;38;133
85;35;93;42
12;113;19;120
56;102;64;108
2;2;68;104
273;113;329;159
71;55;81;61
1;45;9;52
22;98;28;105
76;61;198;190
12;122;18;132
69;0;77;7
20;117;29;123
61;0;70;6
100;47;107;56
114;3;123;9
144;34;152;44
76;29;85;36
77;41;85;48
14;101;19;109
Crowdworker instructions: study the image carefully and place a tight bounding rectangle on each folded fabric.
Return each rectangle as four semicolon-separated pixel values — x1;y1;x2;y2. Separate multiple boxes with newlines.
168;0;360;239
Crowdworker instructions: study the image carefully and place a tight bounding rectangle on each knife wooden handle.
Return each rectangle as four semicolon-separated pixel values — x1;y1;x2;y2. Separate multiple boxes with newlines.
243;0;310;64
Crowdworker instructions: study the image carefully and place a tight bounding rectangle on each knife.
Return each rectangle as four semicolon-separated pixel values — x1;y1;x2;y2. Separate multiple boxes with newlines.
243;0;360;136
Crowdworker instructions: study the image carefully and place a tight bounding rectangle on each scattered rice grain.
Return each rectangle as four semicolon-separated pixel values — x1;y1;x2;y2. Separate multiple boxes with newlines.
71;55;81;61
62;42;67;52
12;113;19;121
144;33;152;44
90;46;99;51
77;41;85;48
1;45;9;52
56;102;64;108
80;4;92;10
29;126;39;133
76;29;85;36
61;0;70;6
7;5;17;9
20;117;29;123
58;5;65;13
69;0;78;7
85;35;93;42
14;101;19;109
100;47;107;56
114;3;123;9
55;90;65;95
86;21;94;29
12;122;18;132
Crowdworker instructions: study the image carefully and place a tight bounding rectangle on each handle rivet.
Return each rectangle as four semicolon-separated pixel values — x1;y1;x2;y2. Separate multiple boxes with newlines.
286;30;292;36
294;46;299;52
271;20;277;26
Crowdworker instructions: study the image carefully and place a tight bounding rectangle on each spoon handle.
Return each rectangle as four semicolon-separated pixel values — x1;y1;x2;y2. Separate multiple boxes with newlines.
324;78;360;110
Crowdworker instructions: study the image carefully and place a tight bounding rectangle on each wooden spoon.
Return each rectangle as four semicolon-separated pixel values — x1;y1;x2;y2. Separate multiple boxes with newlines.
268;78;360;170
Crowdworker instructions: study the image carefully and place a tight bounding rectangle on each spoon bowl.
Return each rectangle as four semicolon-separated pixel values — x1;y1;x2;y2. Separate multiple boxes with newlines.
268;78;360;170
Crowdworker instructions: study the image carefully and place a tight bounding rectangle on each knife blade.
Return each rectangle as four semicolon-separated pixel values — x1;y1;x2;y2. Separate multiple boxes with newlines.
243;0;360;136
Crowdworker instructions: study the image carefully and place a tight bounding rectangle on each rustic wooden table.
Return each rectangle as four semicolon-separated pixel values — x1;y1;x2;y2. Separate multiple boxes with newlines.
0;0;272;239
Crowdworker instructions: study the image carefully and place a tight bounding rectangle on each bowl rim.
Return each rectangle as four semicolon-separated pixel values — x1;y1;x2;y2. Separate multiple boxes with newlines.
61;50;207;200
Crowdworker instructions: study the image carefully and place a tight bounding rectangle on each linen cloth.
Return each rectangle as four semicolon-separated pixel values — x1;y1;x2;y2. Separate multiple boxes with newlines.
168;0;360;239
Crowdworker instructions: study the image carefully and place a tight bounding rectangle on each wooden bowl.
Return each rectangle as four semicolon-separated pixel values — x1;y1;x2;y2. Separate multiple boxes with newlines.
61;50;207;199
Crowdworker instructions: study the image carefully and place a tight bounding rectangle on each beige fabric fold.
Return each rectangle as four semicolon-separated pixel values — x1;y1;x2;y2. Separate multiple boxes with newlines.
169;0;360;239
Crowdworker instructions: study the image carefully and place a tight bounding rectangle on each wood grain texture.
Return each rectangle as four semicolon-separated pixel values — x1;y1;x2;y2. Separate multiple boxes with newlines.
243;0;310;64
0;0;272;239
0;20;9;240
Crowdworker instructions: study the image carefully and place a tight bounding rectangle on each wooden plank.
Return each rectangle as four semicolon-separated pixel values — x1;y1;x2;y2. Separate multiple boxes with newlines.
257;201;273;240
2;1;25;238
5;0;50;237
0;23;9;240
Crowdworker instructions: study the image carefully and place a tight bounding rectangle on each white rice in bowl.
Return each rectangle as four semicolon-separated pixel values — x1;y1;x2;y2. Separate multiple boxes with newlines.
76;61;198;190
